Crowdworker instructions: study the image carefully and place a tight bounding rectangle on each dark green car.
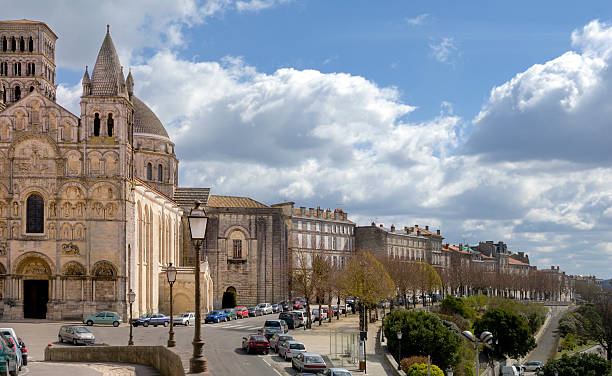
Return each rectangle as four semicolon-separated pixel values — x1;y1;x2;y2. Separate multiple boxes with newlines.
223;309;237;320
0;333;18;376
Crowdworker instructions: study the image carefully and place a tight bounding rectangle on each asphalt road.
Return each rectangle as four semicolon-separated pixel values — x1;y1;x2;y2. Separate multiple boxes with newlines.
0;312;294;376
526;306;568;363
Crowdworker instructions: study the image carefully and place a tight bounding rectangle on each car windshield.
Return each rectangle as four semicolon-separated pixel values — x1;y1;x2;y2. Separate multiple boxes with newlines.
248;307;256;310
333;371;351;376
257;304;266;308
209;311;219;315
73;327;91;333
265;321;280;327
141;314;152;318
280;336;293;341
251;336;266;341
290;343;305;350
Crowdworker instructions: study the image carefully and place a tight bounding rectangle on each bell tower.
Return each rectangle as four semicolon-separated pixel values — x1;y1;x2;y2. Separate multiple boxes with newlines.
0;19;57;105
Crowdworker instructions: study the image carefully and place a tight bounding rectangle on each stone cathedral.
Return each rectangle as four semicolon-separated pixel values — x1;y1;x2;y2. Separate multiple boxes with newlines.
0;19;215;320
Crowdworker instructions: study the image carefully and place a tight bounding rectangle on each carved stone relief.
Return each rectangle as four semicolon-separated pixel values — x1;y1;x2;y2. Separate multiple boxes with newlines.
61;242;80;256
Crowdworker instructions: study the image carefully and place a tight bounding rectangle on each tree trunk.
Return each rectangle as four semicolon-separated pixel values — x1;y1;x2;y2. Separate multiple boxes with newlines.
328;294;333;323
337;295;341;320
318;301;322;326
306;300;312;329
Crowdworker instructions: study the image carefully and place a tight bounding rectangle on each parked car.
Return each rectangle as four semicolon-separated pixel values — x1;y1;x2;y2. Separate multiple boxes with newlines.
311;308;328;322
523;361;543;372
279;312;298;329
132;313;170;327
279;340;306;360
500;365;520;376
83;311;122;327
280;301;291;311
205;310;228;323
321;307;330;318
272;303;281;313
292;297;306;310
17;338;27;366
0;328;22;371
291;310;307;327
512;364;525;376
260;319;288;339
292;352;327;373
235;306;249;318
242;334;270;354
173;312;195;326
0;333;18;376
330;306;339;317
223;308;238;320
323;368;353;376
248;306;263;317
432;293;442;302
269;333;294;352
258;303;273;315
58;325;95;345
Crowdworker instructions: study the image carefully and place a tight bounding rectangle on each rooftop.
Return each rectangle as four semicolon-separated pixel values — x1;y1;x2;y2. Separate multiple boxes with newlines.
207;195;268;208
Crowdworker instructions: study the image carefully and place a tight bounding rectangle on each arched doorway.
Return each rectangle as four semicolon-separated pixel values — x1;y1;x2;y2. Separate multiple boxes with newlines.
17;256;52;318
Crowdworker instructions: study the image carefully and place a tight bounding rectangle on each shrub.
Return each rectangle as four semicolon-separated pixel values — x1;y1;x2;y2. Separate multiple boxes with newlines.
221;290;236;308
404;363;444;376
474;307;536;359
384;310;461;370
540;353;611;376
559;333;576;352
440;296;476;319
401;356;428;370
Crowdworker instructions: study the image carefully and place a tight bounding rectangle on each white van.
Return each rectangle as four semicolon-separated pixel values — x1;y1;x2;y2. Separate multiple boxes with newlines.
500;366;519;376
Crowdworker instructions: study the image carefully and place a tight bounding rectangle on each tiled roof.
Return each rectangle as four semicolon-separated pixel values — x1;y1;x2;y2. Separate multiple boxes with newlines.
207;195;268;208
407;226;442;238
133;177;177;205
90;27;124;96
133;96;169;138
508;258;529;266
174;187;211;210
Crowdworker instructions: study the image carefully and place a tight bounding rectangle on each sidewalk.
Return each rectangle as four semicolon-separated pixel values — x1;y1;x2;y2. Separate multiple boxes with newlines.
288;313;393;376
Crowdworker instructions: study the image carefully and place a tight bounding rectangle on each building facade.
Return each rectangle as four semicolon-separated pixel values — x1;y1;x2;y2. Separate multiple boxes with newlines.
0;20;212;320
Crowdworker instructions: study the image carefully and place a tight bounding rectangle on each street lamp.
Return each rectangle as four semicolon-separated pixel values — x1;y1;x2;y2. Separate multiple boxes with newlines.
446;367;454;376
127;289;135;346
461;330;493;376
396;330;403;370
188;200;209;373
167;263;177;347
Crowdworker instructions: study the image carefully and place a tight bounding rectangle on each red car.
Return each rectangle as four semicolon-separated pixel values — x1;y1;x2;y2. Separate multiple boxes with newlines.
242;334;270;354
235;306;249;318
292;297;305;310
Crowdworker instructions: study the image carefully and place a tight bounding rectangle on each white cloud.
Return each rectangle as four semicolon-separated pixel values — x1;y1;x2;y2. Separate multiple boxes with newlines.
236;0;289;12
406;13;430;26
429;37;457;64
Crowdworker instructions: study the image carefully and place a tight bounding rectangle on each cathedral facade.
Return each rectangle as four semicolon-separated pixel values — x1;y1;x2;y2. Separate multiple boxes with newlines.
0;20;213;320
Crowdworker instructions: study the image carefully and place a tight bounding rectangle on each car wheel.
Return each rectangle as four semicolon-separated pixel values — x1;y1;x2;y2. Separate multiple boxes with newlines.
73;339;78;346
154;324;158;327
58;335;63;343
9;370;16;376
163;321;169;327
186;320;190;326
263;350;268;355
86;320;93;326
143;322;149;327
113;321;120;327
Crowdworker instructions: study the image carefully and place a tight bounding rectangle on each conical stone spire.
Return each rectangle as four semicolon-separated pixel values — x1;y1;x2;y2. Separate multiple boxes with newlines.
82;66;90;84
90;25;125;97
126;69;134;98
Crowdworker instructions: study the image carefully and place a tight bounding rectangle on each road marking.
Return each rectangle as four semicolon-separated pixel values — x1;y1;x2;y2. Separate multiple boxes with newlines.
259;355;283;376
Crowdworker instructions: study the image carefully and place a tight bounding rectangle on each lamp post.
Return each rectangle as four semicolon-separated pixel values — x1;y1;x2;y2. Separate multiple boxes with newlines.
167;263;177;347
462;330;492;376
446;367;454;376
396;330;403;370
188;200;209;373
127;289;135;346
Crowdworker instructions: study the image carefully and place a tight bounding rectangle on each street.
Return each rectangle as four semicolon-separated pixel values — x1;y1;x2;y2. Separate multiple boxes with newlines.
0;312;315;376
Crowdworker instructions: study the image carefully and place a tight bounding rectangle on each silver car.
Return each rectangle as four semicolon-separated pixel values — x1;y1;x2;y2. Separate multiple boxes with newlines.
0;328;23;370
173;312;195;326
58;325;95;345
279;340;306;360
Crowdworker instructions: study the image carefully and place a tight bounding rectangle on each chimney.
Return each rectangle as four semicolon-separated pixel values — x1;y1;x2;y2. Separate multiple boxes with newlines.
417;230;421;236
371;221;376;227
414;224;419;228
390;224;395;232
308;208;314;216
436;229;440;235
425;225;429;231
551;266;555;270
300;206;305;215
379;224;384;228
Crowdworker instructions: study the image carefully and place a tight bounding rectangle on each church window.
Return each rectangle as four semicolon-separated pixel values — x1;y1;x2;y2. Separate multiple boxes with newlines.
26;194;44;233
28;37;33;52
29;86;33;93
14;86;20;101
157;164;163;182
10;37;15;52
19;37;24;52
1;37;6;51
233;239;242;258
31;63;35;76
147;163;152;180
107;113;114;137
93;113;100;136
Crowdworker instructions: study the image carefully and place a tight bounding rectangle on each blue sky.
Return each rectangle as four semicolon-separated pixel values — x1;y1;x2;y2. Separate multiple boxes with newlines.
6;1;612;278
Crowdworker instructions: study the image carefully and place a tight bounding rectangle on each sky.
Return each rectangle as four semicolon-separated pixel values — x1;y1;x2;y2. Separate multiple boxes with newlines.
5;0;612;279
